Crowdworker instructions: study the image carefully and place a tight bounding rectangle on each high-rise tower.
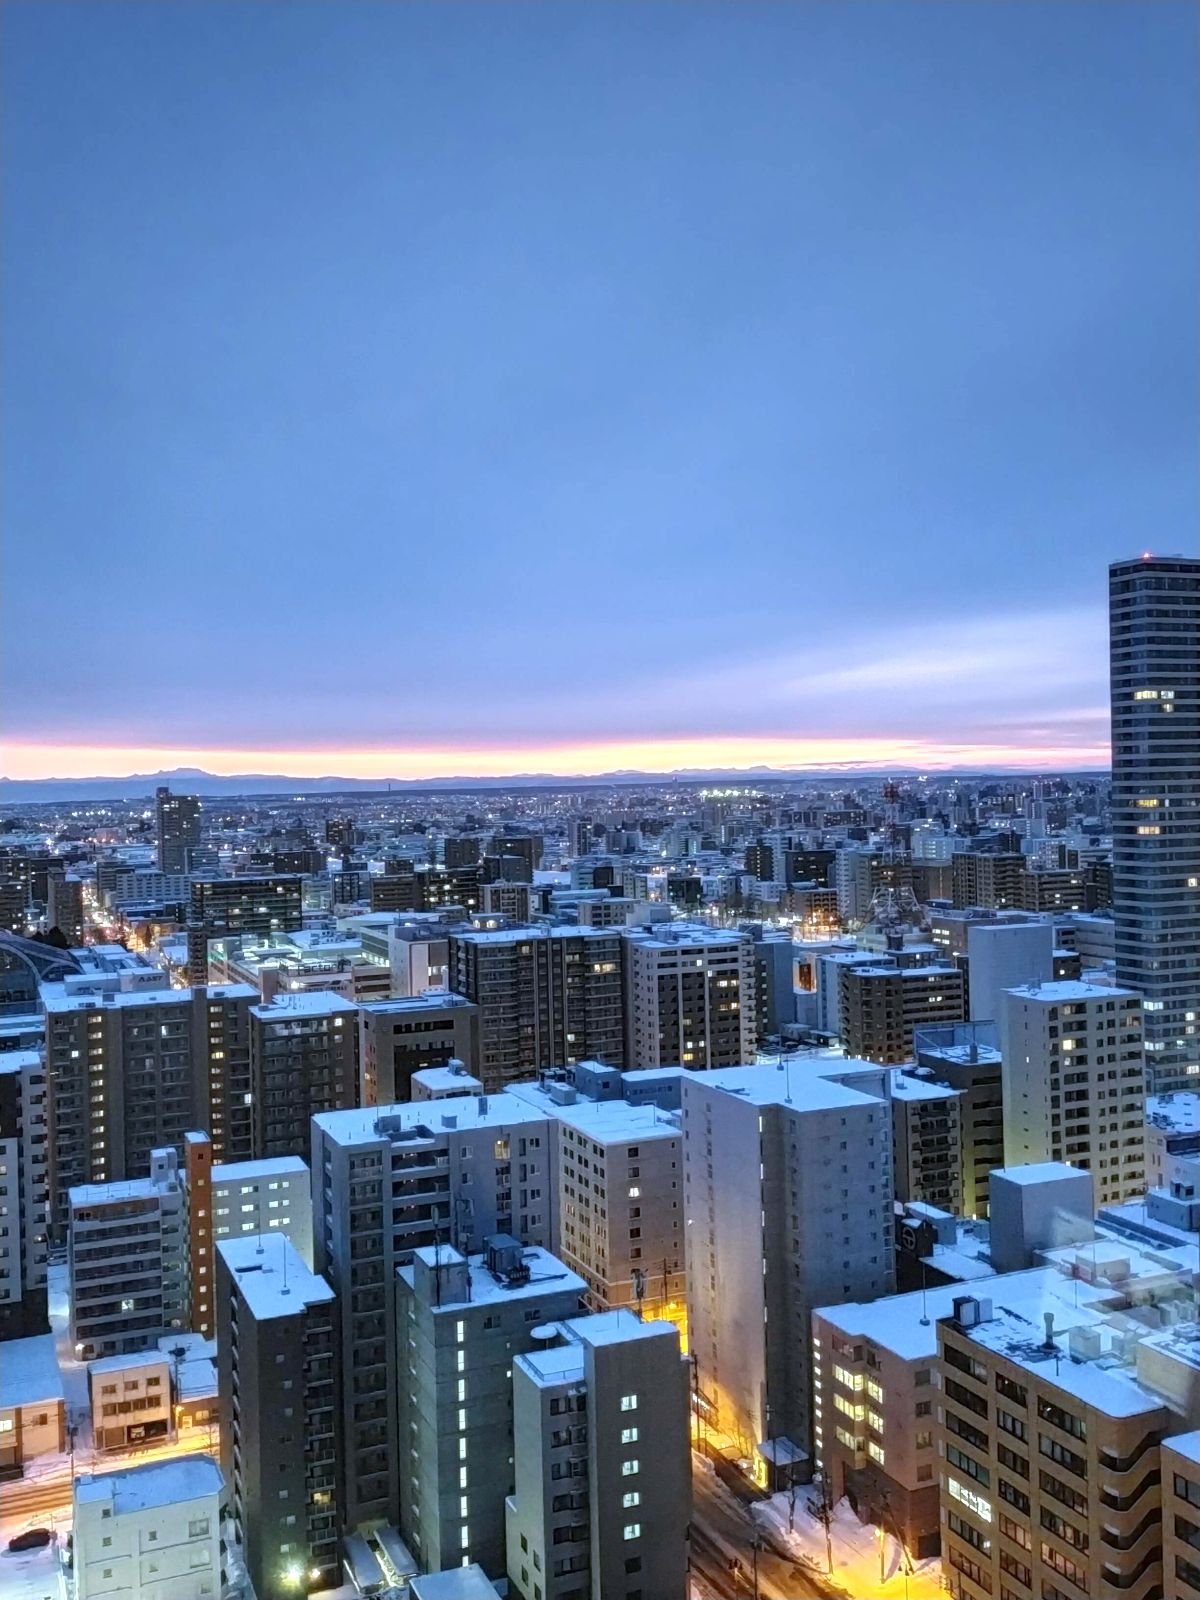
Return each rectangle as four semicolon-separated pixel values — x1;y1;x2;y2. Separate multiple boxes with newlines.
1109;553;1200;1091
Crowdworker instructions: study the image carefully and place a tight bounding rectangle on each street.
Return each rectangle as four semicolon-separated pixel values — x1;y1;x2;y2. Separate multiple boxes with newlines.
690;1459;843;1600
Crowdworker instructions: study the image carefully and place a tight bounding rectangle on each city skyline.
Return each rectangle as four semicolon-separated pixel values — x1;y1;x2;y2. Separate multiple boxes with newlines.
4;3;1196;781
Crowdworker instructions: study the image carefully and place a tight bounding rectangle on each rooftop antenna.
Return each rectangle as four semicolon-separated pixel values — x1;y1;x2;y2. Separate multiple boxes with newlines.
919;1256;930;1327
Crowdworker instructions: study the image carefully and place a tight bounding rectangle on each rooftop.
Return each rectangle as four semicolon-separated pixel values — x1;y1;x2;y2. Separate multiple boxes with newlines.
1147;1093;1200;1136
314;1089;551;1148
217;1233;333;1319
88;1350;170;1377
250;990;359;1018
1165;1430;1200;1468
399;1243;586;1313
1003;978;1138;1004
682;1061;886;1115
0;1333;64;1410
507;1079;680;1141
410;1567;500;1600
75;1454;224;1514
211;1154;309;1184
992;1161;1090;1189
889;1070;961;1103
361;991;476;1015
0;1048;42;1075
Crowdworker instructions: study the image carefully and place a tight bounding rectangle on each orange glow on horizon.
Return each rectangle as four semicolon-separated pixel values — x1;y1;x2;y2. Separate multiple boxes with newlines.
1;735;1111;782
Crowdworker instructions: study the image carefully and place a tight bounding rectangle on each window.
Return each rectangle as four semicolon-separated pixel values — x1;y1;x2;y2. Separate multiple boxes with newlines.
1037;1399;1085;1441
622;1460;639;1476
620;1394;638;1411
622;1491;640;1508
623;1523;641;1541
946;1444;989;1486
621;1427;638;1443
947;1478;992;1522
997;1512;1030;1550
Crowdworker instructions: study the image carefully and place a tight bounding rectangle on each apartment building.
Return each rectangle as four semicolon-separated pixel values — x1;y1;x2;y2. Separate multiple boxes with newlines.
311;1093;555;1530
1163;1433;1200;1600
913;1022;1005;1219
156;786;202;874
74;1455;224;1600
217;1233;339;1597
509;1071;685;1320
359;992;481;1104
837;960;966;1065
187;874;304;985
889;1071;963;1214
249;992;358;1159
395;1239;586;1578
0;1049;51;1338
68;1148;189;1361
999;980;1146;1207
505;1309;691;1600
682;1063;895;1480
449;927;626;1091
621;923;756;1070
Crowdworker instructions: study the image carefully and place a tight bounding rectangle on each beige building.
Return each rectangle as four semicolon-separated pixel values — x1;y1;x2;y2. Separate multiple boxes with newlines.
0;1332;65;1478
621;923;756;1070
999;979;1146;1208
89;1350;173;1452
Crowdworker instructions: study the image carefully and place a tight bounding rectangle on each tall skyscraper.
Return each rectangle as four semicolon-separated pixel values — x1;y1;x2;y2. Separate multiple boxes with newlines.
1109;554;1200;1092
155;785;202;873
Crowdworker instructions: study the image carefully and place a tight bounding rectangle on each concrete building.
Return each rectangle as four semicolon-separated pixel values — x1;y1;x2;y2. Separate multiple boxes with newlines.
999;980;1146;1207
1145;1092;1200;1193
207;928;392;1003
0;1332;65;1479
889;1071;963;1214
509;1071;685;1321
311;1093;555;1530
41;977;257;1227
506;1310;691;1600
622;923;756;1070
217;1233;339;1597
0;1049;51;1338
838;959;966;1065
987;1163;1095;1274
249;991;358;1160
89;1349;173;1451
396;1239;586;1578
682;1063;894;1481
74;1455;224;1600
411;1061;485;1101
1163;1432;1200;1600
187;874;304;985
964;917;1055;1024
156;786;202;874
449;926;626;1092
47;871;85;943
950;851;1026;912
68;1148;189;1361
1110;554;1200;1093
359;992;481;1104
913;1022;1005;1219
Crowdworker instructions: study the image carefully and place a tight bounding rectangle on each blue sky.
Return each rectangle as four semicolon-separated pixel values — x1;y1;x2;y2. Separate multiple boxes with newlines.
3;1;1196;777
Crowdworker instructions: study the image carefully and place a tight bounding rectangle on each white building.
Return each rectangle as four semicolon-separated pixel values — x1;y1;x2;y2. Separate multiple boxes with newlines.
508;1074;684;1320
210;1153;313;1265
999;979;1146;1207
682;1063;895;1482
89;1350;173;1451
1145;1091;1200;1193
395;1239;587;1578
506;1310;691;1600
69;1148;189;1360
73;1455;225;1600
964;916;1054;1023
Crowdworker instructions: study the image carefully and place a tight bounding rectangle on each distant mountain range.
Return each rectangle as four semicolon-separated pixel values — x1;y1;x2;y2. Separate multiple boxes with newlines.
0;764;1110;805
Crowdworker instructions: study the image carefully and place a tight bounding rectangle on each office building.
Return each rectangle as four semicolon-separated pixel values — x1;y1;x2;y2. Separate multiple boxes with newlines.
359;992;481;1104
68;1148;189;1361
449;927;625;1092
621;924;756;1070
0;1050;51;1338
838;959;966;1065
1110;554;1200;1093
510;1069;685;1320
506;1309;691;1600
156;786;202;874
999;980;1146;1207
682;1064;894;1481
249;992;358;1159
187;874;304;985
312;1093;555;1530
217;1233;339;1597
395;1239;586;1578
74;1455;225;1600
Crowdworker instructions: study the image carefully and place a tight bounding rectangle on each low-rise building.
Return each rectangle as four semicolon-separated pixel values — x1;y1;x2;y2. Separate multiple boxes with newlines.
73;1455;225;1600
89;1350;173;1452
0;1332;65;1479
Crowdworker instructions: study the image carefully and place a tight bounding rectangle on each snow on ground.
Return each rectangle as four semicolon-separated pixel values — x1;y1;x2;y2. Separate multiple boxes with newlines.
0;1541;68;1600
751;1492;946;1600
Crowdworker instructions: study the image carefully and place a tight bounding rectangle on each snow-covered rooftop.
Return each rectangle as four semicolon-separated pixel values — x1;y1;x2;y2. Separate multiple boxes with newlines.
0;1333;64;1410
75;1454;224;1514
217;1233;333;1319
211;1154;309;1185
314;1090;551;1148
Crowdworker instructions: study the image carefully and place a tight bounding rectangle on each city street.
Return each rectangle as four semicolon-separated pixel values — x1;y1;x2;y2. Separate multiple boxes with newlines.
690;1458;843;1600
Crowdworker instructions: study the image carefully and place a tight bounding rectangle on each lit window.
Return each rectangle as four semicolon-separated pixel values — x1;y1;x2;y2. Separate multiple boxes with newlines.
620;1394;638;1411
623;1491;640;1508
623;1522;641;1540
622;1459;639;1476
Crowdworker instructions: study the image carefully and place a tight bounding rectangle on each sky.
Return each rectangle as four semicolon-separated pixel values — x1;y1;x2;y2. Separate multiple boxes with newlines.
2;1;1197;781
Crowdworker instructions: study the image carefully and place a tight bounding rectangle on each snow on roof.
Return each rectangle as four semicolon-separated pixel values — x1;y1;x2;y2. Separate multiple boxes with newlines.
250;990;358;1018
88;1350;170;1377
889;1070;961;1103
1147;1093;1200;1135
217;1233;333;1319
399;1245;585;1313
0;1333;64;1410
566;1307;676;1349
993;1161;1090;1188
506;1081;679;1142
0;1049;42;1074
410;1567;500;1600
1003;978;1138;1004
1165;1430;1200;1467
314;1090;551;1147
412;1065;484;1091
211;1154;309;1185
75;1454;223;1514
682;1062;885;1114
517;1342;586;1387
361;991;476;1015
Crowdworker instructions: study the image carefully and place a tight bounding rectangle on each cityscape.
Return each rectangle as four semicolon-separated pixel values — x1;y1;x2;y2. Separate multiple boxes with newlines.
3;6;1198;1600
